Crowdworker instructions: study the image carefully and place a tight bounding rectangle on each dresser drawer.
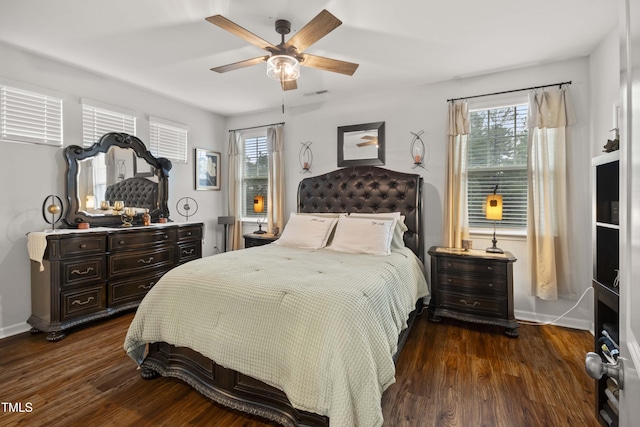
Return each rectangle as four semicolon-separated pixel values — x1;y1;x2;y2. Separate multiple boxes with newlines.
179;225;203;242
108;270;169;307
61;256;106;288
109;228;177;251
109;246;175;278
58;235;107;257
437;290;507;318
178;241;202;264
61;285;106;320
438;256;506;277
437;272;507;295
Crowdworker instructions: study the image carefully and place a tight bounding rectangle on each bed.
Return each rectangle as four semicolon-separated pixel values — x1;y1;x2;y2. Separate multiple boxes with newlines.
124;166;428;427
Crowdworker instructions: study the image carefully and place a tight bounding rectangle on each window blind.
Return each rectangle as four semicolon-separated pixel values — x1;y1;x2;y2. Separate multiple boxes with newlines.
243;135;268;217
468;104;528;229
82;102;135;147
149;117;188;164
0;85;63;146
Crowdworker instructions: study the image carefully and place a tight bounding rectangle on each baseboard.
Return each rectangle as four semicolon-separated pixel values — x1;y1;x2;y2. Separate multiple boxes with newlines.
0;321;31;339
515;309;593;332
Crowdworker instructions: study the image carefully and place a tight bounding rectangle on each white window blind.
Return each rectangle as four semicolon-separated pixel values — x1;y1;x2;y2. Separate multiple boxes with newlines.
149;117;188;164
243;134;268;218
82;101;135;147
0;85;63;146
467;103;528;229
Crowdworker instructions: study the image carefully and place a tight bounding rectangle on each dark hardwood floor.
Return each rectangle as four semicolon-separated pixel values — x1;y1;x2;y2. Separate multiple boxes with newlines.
0;311;599;427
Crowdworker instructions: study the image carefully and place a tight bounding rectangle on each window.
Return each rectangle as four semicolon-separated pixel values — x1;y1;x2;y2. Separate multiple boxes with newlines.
467;101;528;229
242;133;268;219
0;84;63;146
81;99;136;147
149;116;188;164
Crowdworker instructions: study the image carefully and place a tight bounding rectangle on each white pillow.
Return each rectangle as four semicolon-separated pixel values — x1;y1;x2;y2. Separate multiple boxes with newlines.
274;213;338;249
346;213;408;251
329;216;397;255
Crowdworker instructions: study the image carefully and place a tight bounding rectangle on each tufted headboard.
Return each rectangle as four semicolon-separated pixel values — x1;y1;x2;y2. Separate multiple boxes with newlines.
104;177;158;210
297;166;424;261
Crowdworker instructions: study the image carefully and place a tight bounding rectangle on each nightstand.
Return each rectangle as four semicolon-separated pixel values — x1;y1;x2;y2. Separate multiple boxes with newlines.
427;246;519;337
243;233;279;248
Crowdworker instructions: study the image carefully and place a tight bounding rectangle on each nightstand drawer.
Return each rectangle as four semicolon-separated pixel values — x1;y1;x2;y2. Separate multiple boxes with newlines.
437;290;506;318
438;272;506;295
438;256;506;277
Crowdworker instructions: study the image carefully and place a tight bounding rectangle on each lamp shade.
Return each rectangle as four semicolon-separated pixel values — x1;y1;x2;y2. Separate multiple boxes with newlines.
253;195;265;213
266;55;300;81
485;194;503;221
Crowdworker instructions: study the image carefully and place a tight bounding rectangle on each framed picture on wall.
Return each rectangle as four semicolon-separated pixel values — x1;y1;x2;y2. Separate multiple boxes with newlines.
195;148;221;190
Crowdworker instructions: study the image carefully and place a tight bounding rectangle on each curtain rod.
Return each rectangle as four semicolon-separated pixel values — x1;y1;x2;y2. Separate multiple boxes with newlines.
447;81;572;103
228;122;285;133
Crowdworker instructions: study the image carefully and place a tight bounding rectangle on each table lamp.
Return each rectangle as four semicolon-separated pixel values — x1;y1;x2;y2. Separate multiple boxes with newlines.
485;185;503;254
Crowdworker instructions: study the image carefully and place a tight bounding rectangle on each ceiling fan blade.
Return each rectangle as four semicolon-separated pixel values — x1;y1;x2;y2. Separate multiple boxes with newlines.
356;140;378;147
361;135;377;140
211;56;269;73
206;15;276;51
299;53;359;76
284;9;342;52
281;79;298;91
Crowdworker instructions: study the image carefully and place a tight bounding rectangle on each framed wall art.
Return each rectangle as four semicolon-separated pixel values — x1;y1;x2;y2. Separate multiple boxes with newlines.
195;148;221;190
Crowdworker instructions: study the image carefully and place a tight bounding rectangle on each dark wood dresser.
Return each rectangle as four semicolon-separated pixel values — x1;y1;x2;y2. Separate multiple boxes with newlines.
243;233;279;248
28;222;203;341
427;246;519;337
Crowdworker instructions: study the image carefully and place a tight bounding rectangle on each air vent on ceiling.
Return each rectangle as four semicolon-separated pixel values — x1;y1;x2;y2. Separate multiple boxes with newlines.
304;90;329;96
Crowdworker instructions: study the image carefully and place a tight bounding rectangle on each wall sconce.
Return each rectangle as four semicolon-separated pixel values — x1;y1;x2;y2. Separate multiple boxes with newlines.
485;185;503;254
253;191;266;234
410;130;427;169
299;141;313;173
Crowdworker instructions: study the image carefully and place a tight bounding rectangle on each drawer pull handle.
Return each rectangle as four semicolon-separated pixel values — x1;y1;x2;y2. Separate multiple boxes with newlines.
71;267;94;276
138;257;154;264
119;240;125;245
163;234;169;239
182;249;195;255
447;278;452;283
138;282;154;290
487;266;493;270
80;244;87;249
459;299;480;307
187;231;192;236
72;296;94;306
447;262;452;267
488;283;494;287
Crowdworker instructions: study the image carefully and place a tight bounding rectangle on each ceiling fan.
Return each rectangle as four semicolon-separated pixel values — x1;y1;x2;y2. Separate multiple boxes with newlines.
205;9;359;91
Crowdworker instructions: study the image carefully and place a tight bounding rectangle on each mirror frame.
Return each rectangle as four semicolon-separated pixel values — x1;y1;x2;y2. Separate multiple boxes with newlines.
337;121;385;167
63;132;172;227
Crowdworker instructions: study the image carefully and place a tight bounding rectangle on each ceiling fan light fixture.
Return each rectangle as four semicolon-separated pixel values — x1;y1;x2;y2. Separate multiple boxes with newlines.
266;55;300;81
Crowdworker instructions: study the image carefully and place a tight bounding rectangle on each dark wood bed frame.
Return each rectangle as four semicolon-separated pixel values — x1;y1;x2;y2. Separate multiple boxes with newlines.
140;166;424;427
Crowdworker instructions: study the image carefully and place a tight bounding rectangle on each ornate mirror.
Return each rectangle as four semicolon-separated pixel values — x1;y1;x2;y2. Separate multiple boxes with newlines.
63;132;172;227
337;121;385;167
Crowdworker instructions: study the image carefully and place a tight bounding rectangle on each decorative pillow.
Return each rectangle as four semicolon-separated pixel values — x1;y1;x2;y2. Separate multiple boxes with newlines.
345;213;408;251
274;213;338;249
328;216;397;255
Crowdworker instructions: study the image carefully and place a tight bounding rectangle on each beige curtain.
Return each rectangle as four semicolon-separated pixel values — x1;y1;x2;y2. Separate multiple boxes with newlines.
266;125;285;234
228;131;243;250
443;100;471;248
527;87;574;300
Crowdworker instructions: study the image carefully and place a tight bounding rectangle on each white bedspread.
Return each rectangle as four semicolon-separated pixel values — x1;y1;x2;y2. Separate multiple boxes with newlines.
124;244;428;427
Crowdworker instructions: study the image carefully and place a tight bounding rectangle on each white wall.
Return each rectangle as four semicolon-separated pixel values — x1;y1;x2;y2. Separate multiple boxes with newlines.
227;57;599;330
0;42;228;337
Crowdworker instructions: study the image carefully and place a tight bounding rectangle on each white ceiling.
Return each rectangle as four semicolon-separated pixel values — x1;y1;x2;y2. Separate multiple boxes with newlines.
0;0;617;117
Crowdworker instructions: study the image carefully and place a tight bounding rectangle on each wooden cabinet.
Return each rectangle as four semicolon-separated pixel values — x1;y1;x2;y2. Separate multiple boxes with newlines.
427;246;518;337
243;233;279;248
592;152;620;426
28;223;203;341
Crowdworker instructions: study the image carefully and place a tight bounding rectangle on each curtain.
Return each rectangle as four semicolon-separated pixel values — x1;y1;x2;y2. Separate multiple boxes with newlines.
443;100;471;248
228;131;243;250
527;87;574;300
267;125;285;234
